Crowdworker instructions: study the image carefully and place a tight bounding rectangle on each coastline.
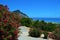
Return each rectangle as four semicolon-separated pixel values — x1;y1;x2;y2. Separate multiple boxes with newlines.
32;18;60;24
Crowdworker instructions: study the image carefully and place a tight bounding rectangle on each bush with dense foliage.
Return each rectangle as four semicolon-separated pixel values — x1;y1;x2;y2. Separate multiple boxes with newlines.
32;20;40;28
20;18;32;27
29;28;41;37
45;23;57;32
0;5;20;40
39;20;47;30
43;31;48;39
53;28;60;40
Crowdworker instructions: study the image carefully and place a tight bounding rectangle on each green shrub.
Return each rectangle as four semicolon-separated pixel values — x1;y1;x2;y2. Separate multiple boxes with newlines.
46;23;57;32
29;28;41;37
53;28;60;40
20;18;32;27
43;31;48;39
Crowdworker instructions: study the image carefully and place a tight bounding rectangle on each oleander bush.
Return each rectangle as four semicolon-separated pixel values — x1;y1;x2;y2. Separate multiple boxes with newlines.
29;28;41;37
0;4;20;40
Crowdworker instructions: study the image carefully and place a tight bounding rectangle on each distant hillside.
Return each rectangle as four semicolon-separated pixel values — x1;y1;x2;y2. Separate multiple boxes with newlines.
12;10;28;18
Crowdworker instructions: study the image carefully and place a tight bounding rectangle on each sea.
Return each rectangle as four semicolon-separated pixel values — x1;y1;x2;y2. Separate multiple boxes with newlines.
32;18;60;24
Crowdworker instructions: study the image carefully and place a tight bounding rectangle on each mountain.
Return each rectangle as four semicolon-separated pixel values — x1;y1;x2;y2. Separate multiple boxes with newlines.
12;10;28;18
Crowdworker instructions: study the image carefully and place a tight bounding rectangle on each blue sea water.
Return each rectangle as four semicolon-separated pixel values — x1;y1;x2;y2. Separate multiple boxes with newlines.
32;18;60;24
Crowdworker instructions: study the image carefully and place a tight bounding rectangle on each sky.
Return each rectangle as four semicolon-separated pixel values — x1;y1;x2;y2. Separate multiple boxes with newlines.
0;0;60;18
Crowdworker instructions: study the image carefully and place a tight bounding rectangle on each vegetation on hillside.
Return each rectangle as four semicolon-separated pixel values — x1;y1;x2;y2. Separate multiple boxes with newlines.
0;4;60;40
20;17;60;39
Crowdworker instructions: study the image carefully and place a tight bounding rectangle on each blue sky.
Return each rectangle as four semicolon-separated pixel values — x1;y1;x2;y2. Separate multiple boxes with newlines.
0;0;60;18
